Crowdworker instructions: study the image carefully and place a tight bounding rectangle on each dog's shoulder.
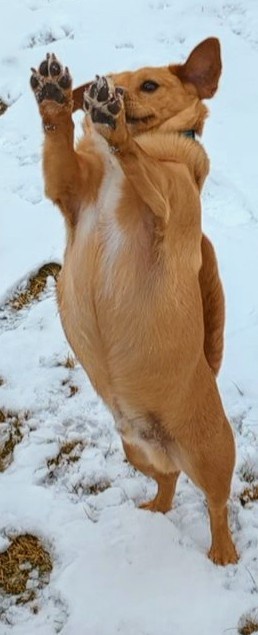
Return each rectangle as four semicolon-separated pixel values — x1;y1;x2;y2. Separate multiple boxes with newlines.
136;131;209;192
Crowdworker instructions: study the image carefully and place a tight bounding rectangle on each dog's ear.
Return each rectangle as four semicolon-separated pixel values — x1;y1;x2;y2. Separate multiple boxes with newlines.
72;83;91;112
173;38;222;99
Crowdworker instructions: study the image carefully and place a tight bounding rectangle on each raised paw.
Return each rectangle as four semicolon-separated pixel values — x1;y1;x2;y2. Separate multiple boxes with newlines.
83;75;124;129
30;54;72;105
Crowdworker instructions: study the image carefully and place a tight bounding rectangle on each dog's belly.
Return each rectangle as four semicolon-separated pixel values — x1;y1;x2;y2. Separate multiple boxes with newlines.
58;153;128;405
59;230;204;421
58;144;204;418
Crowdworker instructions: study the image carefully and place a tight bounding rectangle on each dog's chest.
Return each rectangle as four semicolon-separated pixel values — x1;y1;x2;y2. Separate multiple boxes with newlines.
79;151;125;251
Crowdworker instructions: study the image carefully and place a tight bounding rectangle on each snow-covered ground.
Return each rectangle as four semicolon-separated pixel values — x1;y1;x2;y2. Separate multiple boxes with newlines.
0;1;258;633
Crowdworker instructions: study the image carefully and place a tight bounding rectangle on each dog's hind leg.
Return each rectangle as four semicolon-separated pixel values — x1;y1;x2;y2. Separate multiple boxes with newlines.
177;382;238;565
200;235;225;376
123;440;180;513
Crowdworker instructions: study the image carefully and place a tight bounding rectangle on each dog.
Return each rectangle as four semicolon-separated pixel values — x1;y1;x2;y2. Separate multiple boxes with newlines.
72;37;225;378
30;37;238;565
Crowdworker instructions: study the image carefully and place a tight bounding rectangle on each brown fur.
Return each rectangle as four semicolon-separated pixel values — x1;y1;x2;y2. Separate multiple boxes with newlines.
72;38;225;377
31;38;237;565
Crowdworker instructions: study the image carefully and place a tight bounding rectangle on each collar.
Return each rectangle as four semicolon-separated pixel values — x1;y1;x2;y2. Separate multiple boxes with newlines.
182;129;196;140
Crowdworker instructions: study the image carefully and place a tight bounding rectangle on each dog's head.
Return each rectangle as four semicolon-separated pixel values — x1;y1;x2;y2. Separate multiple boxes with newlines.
73;37;222;136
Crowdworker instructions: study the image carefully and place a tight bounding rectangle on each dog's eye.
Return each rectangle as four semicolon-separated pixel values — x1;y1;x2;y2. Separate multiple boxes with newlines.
140;80;159;92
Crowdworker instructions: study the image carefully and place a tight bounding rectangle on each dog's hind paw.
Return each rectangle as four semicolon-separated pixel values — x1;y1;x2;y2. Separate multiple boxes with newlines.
83;75;124;129
208;539;239;566
30;54;72;106
139;498;171;513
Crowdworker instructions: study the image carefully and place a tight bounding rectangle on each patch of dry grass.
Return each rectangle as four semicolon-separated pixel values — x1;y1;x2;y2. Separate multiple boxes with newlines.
240;485;258;507
85;481;111;495
48;446;111;497
46;441;112;497
61;378;79;398
0;99;8;116
240;463;256;484
0;534;52;600
57;354;76;369
239;619;258;634
0;409;28;472
70;479;111;498
68;384;79;397
47;439;85;480
9;262;61;311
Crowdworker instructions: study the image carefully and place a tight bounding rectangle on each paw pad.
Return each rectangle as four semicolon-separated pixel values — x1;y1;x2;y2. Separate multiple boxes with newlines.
49;60;61;76
83;75;124;129
30;53;72;105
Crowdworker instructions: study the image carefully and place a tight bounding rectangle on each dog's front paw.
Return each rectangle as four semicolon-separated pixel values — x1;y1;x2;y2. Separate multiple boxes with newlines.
83;76;124;129
30;54;72;106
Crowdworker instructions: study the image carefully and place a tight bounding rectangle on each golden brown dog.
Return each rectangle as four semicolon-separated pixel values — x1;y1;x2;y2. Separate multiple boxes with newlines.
30;38;238;565
72;38;225;377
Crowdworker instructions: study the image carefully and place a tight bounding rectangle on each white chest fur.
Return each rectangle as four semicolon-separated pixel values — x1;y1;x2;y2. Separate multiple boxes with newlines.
77;137;126;273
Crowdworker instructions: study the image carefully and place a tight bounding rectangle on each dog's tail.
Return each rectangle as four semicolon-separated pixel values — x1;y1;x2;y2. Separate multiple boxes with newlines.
200;235;225;376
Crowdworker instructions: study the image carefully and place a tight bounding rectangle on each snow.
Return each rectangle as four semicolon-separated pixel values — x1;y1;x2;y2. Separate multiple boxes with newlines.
0;0;258;633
